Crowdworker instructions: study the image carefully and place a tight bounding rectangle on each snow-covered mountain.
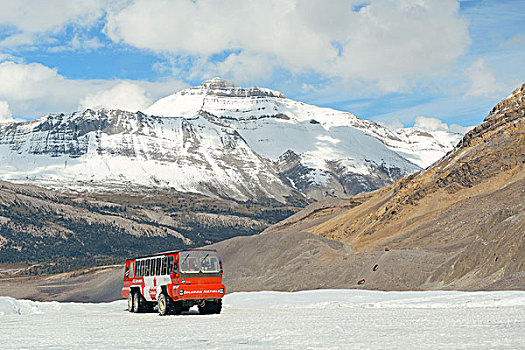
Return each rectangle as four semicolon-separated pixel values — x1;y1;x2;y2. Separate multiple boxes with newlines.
0;78;464;201
0;109;291;202
146;78;464;196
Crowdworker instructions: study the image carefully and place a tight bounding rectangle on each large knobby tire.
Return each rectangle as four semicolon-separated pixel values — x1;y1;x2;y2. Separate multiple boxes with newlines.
173;301;184;315
158;293;174;316
198;299;222;315
133;291;149;313
127;291;134;312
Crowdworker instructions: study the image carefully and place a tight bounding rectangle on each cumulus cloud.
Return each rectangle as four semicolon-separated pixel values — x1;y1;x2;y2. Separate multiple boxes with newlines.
464;58;507;98
79;82;152;112
380;120;405;131
0;61;186;118
207;52;278;84
0;100;13;123
105;0;470;91
414;116;470;133
0;0;108;48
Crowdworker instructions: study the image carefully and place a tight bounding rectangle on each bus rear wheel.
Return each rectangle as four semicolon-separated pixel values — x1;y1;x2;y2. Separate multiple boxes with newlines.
198;299;222;315
127;292;134;312
133;291;149;313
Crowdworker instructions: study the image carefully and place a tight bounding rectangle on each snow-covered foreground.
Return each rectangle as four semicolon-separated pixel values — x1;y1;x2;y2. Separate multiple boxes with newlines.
1;290;524;349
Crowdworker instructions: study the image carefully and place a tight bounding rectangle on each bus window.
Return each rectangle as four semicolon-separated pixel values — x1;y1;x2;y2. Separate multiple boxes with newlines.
130;262;135;278
161;257;166;275
125;264;129;279
145;259;150;276
168;256;174;274
156;257;161;275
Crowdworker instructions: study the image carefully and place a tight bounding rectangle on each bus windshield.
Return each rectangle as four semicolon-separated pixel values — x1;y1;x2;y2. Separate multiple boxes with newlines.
180;251;220;273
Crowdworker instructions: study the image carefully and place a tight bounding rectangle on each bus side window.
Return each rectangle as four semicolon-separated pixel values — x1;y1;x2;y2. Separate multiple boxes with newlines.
145;259;150;276
162;257;167;275
130;262;135;278
156;257;161;275
168;256;174;274
125;264;129;279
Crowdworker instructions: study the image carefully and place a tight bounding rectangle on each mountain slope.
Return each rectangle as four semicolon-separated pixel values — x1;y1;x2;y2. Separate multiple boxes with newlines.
0;179;302;272
209;83;525;291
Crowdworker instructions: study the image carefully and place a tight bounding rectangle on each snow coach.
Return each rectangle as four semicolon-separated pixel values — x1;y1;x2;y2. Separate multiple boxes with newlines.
122;250;225;315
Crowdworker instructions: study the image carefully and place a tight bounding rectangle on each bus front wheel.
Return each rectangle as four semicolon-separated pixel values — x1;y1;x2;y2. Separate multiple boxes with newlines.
158;293;174;316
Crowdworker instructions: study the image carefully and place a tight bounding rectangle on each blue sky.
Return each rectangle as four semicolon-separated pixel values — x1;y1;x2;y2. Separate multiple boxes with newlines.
0;0;523;129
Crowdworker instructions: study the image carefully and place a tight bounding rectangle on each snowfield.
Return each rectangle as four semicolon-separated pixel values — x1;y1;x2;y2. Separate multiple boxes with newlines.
1;290;524;349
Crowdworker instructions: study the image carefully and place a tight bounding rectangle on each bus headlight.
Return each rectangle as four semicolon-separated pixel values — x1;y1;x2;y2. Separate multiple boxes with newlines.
179;289;184;296
219;288;224;294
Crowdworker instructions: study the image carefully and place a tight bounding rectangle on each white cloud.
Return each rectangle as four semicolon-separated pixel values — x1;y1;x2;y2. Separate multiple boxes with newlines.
0;0;109;48
48;35;105;53
380;119;404;131
414;116;449;131
206;52;278;84
414;116;470;133
105;0;470;91
0;100;12;123
464;58;507;98
0;61;187;118
79;82;152;112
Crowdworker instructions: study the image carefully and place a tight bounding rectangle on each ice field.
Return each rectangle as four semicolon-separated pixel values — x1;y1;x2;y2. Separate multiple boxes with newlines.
1;289;524;349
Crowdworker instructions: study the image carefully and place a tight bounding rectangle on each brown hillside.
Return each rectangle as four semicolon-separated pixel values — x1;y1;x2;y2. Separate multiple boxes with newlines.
308;84;524;251
211;84;525;291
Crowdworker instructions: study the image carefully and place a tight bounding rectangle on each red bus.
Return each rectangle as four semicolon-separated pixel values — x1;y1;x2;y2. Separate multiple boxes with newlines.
122;249;225;315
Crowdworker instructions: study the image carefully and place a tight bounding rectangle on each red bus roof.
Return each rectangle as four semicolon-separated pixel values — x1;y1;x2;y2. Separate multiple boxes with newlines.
127;249;218;262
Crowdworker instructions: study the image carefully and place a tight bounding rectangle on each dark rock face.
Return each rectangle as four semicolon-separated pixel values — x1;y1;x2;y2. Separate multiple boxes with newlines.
199;77;285;98
274;149;411;200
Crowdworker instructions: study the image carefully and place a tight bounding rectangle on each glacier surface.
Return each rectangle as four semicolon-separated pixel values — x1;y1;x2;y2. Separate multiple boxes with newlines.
1;289;524;349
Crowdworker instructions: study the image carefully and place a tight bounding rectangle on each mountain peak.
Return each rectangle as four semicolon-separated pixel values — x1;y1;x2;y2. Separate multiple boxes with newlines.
201;77;235;89
487;82;525;120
